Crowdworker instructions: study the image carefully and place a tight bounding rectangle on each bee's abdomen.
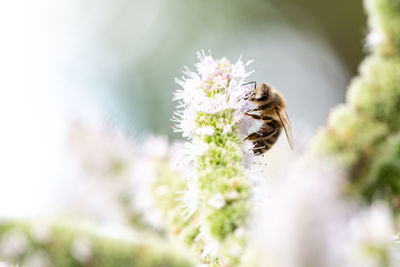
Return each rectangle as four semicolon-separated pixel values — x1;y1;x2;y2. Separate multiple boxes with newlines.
252;126;282;155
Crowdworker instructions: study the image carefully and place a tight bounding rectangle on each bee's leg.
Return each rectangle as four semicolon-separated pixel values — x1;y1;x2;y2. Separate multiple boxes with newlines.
253;140;270;154
253;103;272;111
245;132;261;141
246;102;273;112
244;113;261;120
243;93;253;100
245;128;277;141
244;113;274;122
242;82;256;100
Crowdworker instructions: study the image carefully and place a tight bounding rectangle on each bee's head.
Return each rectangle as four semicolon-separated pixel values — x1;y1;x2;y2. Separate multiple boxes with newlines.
252;83;270;101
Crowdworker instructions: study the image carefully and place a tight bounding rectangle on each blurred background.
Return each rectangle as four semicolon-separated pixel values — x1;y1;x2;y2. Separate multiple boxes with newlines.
0;0;366;218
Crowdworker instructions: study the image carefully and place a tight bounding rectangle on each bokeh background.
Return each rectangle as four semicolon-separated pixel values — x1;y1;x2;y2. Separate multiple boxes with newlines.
0;0;366;218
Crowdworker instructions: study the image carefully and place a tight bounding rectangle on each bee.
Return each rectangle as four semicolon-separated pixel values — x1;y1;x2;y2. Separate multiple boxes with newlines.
243;82;294;155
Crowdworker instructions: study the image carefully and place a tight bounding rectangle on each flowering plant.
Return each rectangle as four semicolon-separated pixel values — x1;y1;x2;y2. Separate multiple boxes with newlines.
173;51;257;266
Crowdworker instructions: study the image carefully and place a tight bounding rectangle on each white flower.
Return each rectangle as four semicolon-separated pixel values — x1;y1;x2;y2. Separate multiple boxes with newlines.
71;236;92;263
252;163;353;267
69;122;135;178
142;135;169;158
173;50;255;141
179;112;198;138
67;121;139;224
234;227;245;237
211;75;228;89
229;243;242;257
208;193;226;209
154;185;169;196
188;139;209;157
366;29;386;49
168;141;192;174
201;239;221;258
226;191;239;200
130;154;164;228
23;250;53;267
349;203;398;267
252;158;399;267
196;54;217;77
180;178;199;221
223;124;232;134
96;224;138;243
197;126;215;136
350;203;394;246
0;228;28;259
231;56;255;79
30;220;52;244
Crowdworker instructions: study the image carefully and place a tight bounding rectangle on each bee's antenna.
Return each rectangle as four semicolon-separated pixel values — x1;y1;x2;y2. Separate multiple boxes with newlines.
242;81;257;90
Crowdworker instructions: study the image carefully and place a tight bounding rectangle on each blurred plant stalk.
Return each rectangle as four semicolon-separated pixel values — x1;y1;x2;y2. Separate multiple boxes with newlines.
311;0;400;209
0;219;194;267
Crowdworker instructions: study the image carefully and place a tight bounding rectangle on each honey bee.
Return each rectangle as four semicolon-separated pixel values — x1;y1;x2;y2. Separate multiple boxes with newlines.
243;82;294;155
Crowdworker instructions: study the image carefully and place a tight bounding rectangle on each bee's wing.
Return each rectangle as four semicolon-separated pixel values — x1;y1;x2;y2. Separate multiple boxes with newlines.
275;108;294;150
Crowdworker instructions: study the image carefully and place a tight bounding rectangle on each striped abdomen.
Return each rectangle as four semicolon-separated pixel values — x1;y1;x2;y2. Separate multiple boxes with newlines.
245;118;282;155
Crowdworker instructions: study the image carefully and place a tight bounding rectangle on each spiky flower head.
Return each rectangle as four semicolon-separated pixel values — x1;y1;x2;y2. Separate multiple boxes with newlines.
173;50;255;140
173;51;256;266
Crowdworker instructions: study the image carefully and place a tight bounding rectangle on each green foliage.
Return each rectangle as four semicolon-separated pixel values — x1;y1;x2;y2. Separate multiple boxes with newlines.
311;0;400;208
363;135;400;209
347;56;400;132
312;104;388;167
364;0;400;55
